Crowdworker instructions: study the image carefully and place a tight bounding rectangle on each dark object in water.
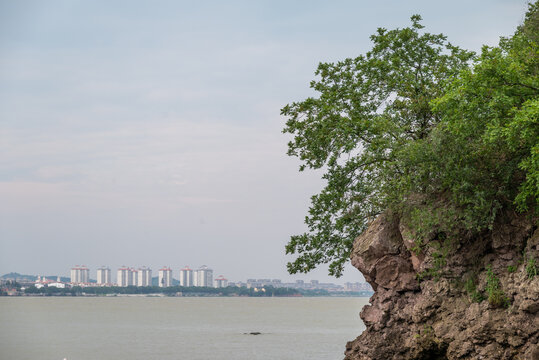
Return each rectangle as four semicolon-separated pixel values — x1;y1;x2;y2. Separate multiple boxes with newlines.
244;332;262;335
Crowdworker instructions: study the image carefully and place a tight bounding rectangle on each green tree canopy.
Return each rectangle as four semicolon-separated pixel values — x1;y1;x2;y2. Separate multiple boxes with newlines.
434;2;539;216
282;4;538;277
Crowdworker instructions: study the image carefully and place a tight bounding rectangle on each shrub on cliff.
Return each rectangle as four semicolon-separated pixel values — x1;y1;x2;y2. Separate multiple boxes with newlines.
282;2;539;277
432;1;539;222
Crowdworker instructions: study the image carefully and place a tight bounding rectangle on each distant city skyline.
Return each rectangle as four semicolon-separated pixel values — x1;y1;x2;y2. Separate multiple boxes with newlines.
2;270;372;292
3;264;371;288
66;264;347;285
0;0;529;284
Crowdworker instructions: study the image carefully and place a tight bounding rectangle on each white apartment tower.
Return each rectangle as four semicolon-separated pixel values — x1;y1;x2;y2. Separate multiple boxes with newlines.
130;268;138;286
213;275;228;288
70;267;78;283
194;265;213;287
158;267;173;287
138;267;152;287
70;265;90;284
118;266;150;287
96;267;111;285
179;266;193;287
117;266;130;287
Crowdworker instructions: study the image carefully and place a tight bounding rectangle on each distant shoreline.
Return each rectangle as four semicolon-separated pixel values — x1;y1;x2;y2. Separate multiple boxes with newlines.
3;293;372;298
2;283;373;298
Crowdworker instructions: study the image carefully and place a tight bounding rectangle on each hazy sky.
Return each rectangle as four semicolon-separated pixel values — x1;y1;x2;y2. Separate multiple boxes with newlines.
0;0;529;283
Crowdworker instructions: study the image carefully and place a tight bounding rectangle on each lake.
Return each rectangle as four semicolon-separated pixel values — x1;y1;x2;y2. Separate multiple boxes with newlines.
0;297;368;360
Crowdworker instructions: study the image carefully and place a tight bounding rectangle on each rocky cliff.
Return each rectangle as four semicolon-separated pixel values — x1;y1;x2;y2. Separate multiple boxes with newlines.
345;213;539;360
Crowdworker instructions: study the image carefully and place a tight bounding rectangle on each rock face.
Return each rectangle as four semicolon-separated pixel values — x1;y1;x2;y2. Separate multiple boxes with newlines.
345;213;539;360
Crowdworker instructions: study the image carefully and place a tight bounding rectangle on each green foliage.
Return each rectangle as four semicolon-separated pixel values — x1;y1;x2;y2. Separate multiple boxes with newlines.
464;276;485;303
431;238;449;265
416;267;442;283
485;265;510;308
406;207;457;253
4;280;21;289
282;4;539;277
433;3;539;217
415;239;452;282
507;265;517;273
282;16;473;276
518;251;538;278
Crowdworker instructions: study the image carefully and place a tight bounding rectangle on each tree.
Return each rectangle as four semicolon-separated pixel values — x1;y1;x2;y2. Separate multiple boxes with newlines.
282;4;539;277
433;2;539;217
282;16;473;277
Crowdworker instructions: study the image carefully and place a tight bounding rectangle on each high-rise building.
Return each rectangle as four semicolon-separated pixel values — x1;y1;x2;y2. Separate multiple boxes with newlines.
213;275;228;288
117;266;130;287
138;267;152;287
118;266;149;286
70;267;78;283
194;265;213;287
158;267;172;287
70;265;90;284
96;267;111;285
130;268;138;286
179;266;193;287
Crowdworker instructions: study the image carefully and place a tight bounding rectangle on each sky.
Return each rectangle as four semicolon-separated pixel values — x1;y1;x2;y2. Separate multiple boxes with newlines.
0;0;530;284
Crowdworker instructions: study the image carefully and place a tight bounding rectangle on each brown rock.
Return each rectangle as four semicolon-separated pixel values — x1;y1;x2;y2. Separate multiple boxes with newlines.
519;299;539;313
375;255;417;291
399;223;426;272
345;212;538;360
351;214;418;292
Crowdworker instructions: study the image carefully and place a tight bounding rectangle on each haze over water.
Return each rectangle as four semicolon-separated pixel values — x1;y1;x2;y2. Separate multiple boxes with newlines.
0;297;368;360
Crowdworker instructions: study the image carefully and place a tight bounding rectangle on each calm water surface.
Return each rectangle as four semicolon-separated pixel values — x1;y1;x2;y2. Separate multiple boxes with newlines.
0;297;368;360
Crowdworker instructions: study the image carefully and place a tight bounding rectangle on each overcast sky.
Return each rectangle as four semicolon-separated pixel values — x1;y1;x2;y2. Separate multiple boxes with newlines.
0;0;529;283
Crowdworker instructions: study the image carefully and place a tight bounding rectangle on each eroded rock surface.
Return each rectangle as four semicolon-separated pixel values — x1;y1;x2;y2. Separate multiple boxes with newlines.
345;213;539;360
